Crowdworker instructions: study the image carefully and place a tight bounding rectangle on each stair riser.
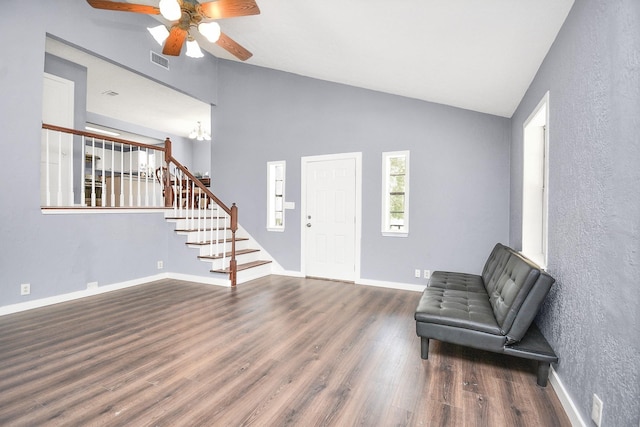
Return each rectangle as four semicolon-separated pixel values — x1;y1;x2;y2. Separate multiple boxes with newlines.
172;217;230;230
236;263;273;284
164;208;221;218
201;251;262;270
180;230;235;242
195;239;251;256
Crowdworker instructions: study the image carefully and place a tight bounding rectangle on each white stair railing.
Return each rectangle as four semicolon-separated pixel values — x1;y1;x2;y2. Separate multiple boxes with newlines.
41;124;165;208
42;123;240;286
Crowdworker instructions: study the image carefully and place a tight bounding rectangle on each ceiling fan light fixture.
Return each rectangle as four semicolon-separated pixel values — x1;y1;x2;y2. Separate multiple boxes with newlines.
159;0;182;21
147;25;170;46
198;21;221;43
185;38;204;58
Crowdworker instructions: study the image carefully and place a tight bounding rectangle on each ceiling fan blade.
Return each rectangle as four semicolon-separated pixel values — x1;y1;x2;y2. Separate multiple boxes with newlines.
198;0;260;19
163;27;188;56
86;0;160;14
216;32;253;61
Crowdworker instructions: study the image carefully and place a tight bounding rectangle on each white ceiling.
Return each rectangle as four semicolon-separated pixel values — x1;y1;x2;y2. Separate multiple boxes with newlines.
49;0;575;140
202;0;574;117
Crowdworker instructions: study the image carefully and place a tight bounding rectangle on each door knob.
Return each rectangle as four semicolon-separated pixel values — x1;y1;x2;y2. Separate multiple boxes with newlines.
306;223;312;227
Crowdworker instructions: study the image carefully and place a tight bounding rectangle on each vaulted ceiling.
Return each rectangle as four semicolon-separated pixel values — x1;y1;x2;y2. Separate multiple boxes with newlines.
185;0;575;117
50;0;575;140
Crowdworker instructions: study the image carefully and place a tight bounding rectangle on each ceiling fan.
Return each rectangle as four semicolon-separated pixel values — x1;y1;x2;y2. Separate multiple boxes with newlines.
86;0;260;61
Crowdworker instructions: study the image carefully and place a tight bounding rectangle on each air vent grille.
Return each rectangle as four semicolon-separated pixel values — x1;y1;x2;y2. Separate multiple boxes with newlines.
150;51;169;70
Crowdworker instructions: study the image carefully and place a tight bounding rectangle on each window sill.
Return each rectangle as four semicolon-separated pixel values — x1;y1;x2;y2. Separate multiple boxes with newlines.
382;231;408;238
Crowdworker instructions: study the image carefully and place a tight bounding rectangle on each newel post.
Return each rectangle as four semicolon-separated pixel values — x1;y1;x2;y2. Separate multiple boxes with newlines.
230;203;238;287
164;138;172;208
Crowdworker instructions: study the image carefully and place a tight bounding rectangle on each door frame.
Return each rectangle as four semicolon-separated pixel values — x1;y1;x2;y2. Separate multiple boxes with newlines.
300;152;362;281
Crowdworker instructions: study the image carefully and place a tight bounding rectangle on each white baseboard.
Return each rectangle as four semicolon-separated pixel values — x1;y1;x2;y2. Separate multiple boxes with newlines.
0;273;167;316
0;272;232;317
357;278;427;292
165;272;231;287
549;366;586;427
274;270;305;278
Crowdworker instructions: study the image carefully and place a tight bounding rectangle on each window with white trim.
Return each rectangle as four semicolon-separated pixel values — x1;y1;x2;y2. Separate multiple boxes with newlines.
267;161;286;231
382;151;410;236
522;93;549;268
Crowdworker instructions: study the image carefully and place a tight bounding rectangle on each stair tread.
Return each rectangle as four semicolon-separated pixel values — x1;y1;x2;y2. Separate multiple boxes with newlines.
165;215;225;220
198;248;259;260
212;260;272;274
176;227;231;233
186;237;248;246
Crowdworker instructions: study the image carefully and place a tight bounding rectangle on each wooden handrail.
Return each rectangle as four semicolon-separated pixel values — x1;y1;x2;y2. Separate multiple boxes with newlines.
168;159;232;216
42;123;165;152
42;123;239;286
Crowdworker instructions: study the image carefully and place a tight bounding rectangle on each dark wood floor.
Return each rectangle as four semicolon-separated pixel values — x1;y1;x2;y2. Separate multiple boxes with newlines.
0;276;570;426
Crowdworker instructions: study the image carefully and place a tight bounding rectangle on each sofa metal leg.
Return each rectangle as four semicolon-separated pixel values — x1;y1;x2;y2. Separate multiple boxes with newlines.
420;337;429;360
537;362;550;387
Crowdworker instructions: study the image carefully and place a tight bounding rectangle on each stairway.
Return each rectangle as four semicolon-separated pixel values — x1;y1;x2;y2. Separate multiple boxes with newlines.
164;208;272;285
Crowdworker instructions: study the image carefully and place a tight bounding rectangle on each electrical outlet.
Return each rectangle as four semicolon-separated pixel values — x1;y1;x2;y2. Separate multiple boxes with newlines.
424;270;431;279
87;281;99;290
157;260;164;270
414;269;421;278
591;394;603;427
20;283;30;295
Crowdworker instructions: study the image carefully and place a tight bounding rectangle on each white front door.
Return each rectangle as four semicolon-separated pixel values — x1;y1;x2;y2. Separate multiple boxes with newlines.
302;153;361;282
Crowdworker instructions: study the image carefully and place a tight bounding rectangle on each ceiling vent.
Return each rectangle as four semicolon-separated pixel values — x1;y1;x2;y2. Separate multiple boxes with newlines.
150;51;170;70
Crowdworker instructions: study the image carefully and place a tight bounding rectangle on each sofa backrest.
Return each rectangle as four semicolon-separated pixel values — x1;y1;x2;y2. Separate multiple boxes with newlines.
481;243;513;295
482;245;555;343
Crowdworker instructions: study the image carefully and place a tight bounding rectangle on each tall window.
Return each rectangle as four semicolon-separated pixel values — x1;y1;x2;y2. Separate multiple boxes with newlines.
522;93;549;268
382;151;410;236
267;161;286;231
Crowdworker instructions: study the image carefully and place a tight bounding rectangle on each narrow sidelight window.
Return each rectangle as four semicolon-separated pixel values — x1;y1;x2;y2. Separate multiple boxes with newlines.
382;151;410;236
522;92;549;268
267;161;286;231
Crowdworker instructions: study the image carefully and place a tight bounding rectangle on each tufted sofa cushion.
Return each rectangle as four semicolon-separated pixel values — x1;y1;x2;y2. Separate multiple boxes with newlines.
414;288;501;335
427;271;486;294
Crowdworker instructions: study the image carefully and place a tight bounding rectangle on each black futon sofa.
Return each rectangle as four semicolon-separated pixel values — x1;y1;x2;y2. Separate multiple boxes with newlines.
415;243;557;386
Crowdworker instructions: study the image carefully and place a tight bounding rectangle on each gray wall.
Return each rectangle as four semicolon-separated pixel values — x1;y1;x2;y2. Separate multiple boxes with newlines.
0;1;220;307
510;0;640;425
212;61;511;283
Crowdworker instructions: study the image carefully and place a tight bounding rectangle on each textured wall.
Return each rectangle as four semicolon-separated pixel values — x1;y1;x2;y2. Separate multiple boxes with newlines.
212;61;511;283
510;0;640;425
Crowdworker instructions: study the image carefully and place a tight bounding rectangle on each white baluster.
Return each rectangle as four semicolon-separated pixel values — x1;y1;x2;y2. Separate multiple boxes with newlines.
190;179;195;231
222;211;227;267
119;143;125;206
100;138;105;207
45;131;51;206
145;148;150;207
57;132;63;206
80;136;86;206
68;133;74;206
197;187;202;242
110;141;116;207
209;203;215;257
128;147;133;207
216;210;221;257
91;137;96;207
178;170;183;216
